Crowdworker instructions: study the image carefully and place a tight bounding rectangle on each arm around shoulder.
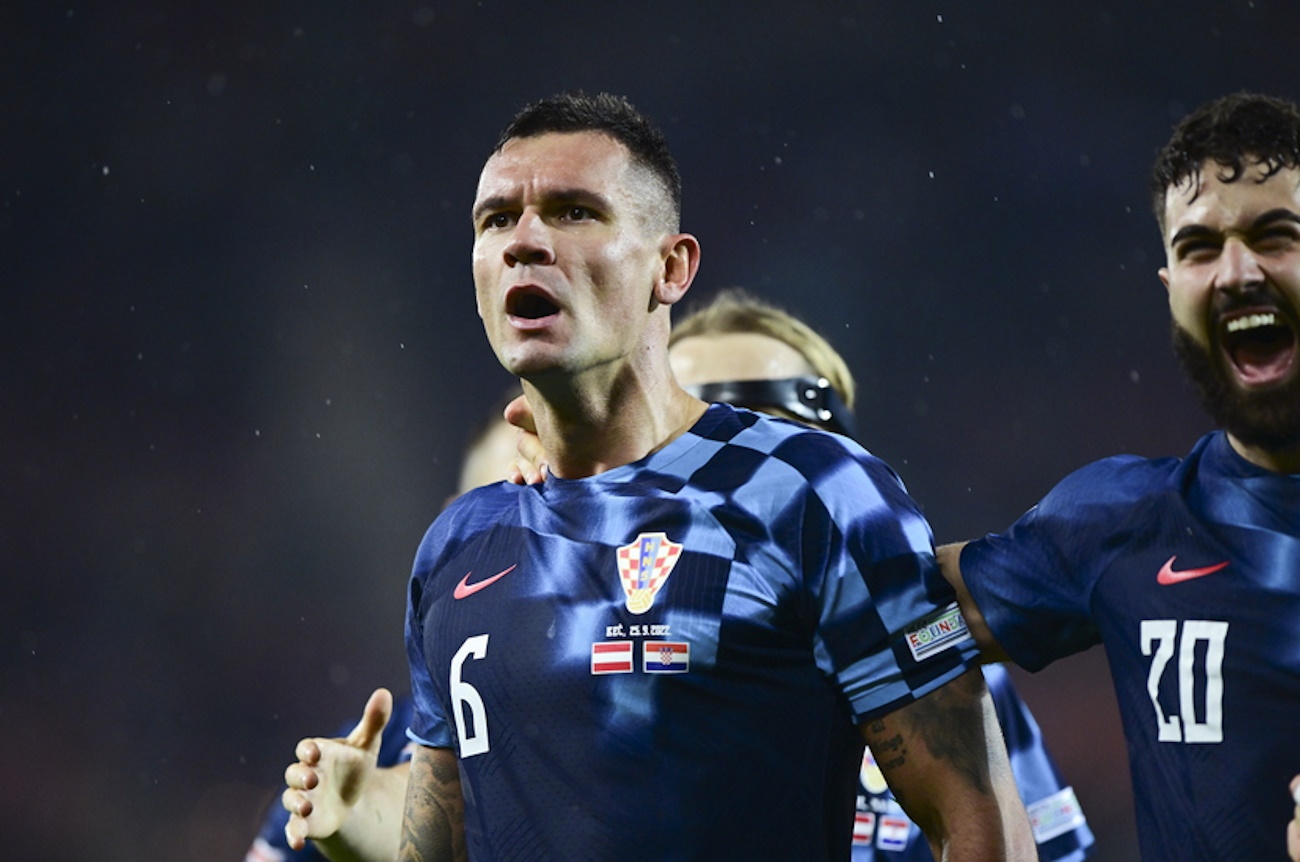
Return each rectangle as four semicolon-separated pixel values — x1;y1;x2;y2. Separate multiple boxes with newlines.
937;541;1011;664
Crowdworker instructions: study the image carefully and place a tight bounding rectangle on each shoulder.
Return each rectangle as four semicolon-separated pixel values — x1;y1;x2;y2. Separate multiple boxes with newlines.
694;403;892;481
1034;447;1188;517
413;483;522;573
685;405;908;509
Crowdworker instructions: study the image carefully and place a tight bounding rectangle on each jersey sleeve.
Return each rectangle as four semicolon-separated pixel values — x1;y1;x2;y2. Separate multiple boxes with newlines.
957;460;1134;671
404;521;455;749
786;435;982;722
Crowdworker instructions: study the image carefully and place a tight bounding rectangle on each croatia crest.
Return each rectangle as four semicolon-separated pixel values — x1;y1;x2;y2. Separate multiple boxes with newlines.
616;532;682;614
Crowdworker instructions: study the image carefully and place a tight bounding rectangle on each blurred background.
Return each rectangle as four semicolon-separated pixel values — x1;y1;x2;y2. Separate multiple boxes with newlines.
5;2;1295;859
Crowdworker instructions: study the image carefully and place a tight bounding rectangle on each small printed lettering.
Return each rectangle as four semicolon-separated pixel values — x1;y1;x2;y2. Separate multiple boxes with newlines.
905;602;971;662
605;624;625;637
626;623;671;637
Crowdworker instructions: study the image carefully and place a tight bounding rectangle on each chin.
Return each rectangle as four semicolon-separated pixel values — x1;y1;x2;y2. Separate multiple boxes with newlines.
1172;323;1300;451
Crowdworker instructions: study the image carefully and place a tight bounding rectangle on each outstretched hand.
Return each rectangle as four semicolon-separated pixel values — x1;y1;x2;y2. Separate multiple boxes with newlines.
1289;775;1300;862
282;688;393;851
503;394;548;485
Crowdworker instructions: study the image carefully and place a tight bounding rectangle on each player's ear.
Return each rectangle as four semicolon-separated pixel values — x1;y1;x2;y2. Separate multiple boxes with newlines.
654;233;700;307
1158;266;1171;295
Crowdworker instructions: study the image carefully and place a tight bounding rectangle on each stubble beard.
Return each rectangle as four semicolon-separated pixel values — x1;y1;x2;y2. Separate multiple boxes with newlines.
1171;321;1300;452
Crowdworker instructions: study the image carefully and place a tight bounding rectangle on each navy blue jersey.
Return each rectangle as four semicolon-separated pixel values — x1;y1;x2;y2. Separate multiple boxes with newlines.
961;430;1300;861
851;663;1094;861
405;404;979;861
244;698;416;862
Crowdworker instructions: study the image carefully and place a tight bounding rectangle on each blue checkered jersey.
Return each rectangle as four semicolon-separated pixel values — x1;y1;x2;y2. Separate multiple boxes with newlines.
961;430;1300;861
244;697;416;862
405;404;980;861
850;663;1094;861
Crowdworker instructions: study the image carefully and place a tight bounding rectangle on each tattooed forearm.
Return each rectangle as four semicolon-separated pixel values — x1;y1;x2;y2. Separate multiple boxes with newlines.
898;669;992;793
399;747;467;862
863;670;1031;859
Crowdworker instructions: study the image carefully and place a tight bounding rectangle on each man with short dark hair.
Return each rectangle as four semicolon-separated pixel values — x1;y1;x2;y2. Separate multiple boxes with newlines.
400;92;1032;861
942;91;1300;861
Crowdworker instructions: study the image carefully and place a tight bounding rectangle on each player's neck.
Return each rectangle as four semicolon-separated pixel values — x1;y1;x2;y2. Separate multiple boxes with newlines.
1227;432;1300;475
523;367;707;479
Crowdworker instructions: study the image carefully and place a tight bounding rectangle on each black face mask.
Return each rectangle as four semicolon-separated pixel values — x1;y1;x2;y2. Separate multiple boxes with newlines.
683;376;858;440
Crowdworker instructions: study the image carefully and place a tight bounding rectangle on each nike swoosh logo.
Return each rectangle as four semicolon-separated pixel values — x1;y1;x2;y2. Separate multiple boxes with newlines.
1156;555;1229;585
453;564;517;600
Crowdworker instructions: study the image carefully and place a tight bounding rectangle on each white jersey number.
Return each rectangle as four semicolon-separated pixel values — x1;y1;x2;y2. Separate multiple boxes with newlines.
1140;619;1227;743
450;634;490;757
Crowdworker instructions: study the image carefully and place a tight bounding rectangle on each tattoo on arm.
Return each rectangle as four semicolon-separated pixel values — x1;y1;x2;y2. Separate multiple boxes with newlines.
898;670;992;793
399;747;466;862
866;717;909;771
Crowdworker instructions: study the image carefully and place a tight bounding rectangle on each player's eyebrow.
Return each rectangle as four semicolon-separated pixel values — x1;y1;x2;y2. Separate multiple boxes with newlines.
472;195;511;226
1170;208;1300;246
1169;224;1216;247
1250;208;1300;231
472;188;614;226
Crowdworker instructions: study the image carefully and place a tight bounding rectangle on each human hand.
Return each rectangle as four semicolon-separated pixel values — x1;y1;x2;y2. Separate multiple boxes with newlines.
1288;775;1300;862
503;394;548;485
282;688;393;851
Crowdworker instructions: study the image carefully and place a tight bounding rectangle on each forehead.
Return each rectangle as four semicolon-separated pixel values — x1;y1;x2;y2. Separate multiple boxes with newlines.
475;131;634;205
669;332;815;387
1163;161;1300;240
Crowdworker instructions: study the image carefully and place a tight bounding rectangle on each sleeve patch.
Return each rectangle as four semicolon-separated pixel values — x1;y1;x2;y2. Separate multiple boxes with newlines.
904;602;971;662
1027;786;1087;844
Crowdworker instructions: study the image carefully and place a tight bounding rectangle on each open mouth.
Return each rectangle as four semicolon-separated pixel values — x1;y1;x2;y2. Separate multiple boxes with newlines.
1219;308;1298;387
505;286;560;322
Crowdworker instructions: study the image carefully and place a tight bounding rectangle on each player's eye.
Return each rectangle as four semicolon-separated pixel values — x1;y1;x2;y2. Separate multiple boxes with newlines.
482;212;516;230
1175;238;1220;261
1252;226;1300;251
561;206;594;222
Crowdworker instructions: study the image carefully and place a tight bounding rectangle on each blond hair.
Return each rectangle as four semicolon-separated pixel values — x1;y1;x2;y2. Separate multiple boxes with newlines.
670;287;856;409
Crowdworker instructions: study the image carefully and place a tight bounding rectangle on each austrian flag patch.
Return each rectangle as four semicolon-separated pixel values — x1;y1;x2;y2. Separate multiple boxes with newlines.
591;641;633;675
904;602;971;662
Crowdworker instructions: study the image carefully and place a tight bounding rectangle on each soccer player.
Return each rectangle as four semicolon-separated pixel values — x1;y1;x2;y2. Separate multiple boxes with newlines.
666;288;1093;862
400;91;1032;860
273;289;1081;861
940;91;1300;861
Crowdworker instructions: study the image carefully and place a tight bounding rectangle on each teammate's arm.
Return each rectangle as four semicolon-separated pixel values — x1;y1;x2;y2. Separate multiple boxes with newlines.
861;668;1034;861
936;542;1011;663
1288;775;1300;862
398;745;466;862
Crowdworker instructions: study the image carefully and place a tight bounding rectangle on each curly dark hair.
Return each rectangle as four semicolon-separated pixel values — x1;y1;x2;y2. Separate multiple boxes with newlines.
1150;92;1300;233
492;91;682;230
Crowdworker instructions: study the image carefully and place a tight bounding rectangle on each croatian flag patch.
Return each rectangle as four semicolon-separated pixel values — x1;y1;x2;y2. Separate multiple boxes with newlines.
643;641;689;673
877;815;911;851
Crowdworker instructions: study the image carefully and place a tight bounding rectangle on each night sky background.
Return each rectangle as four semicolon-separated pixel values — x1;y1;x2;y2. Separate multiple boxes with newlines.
7;3;1298;860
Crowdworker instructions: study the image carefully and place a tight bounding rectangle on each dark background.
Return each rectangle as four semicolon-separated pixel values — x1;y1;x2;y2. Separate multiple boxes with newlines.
5;2;1294;859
